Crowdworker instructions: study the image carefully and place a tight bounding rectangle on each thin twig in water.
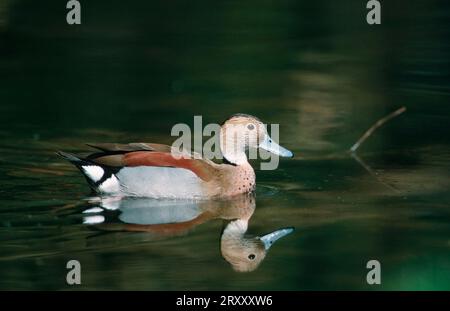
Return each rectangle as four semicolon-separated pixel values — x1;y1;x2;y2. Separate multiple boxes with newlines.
350;152;400;193
349;106;407;153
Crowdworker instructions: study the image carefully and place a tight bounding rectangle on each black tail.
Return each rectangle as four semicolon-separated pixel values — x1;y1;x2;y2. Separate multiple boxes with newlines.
57;151;84;163
57;151;117;191
57;151;99;170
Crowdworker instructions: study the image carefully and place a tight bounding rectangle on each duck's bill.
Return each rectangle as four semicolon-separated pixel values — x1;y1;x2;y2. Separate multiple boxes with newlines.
259;136;294;158
260;227;295;250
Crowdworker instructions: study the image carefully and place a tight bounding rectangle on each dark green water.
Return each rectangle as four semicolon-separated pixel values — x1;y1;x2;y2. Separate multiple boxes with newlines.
0;0;449;290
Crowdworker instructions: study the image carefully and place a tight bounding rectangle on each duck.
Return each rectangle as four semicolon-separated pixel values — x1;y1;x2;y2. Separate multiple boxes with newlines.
58;114;293;199
83;194;294;272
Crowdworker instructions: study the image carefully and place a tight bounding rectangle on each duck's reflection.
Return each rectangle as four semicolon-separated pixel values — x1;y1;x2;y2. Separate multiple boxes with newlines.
81;194;294;272
221;217;294;272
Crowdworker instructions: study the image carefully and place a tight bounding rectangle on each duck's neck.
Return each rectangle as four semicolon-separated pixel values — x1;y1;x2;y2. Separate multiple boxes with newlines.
222;151;248;166
220;135;248;165
223;219;248;239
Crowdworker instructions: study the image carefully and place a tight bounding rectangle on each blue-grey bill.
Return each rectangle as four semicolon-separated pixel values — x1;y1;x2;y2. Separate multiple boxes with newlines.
260;227;295;250
259;136;294;158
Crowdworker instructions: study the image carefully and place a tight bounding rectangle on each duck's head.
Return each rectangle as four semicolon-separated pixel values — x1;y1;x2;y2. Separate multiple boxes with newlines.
221;218;294;272
220;114;293;165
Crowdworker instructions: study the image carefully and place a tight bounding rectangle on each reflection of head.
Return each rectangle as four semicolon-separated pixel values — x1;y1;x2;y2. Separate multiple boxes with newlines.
221;218;294;273
221;219;267;272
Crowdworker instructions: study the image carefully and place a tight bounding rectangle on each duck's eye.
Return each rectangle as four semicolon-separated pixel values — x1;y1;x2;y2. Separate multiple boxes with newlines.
247;124;255;130
248;254;256;260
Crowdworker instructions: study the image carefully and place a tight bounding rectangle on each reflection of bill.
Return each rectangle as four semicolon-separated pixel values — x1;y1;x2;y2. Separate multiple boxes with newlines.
82;194;294;273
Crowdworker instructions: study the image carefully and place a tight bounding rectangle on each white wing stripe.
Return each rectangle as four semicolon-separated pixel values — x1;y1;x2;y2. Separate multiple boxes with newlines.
82;165;104;182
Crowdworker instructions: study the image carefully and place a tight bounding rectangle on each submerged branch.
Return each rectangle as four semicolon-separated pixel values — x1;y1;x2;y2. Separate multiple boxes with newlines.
349;106;407;153
350;152;400;193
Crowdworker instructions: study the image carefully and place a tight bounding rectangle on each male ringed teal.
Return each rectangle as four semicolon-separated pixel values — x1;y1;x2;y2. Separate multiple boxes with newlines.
58;114;293;199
